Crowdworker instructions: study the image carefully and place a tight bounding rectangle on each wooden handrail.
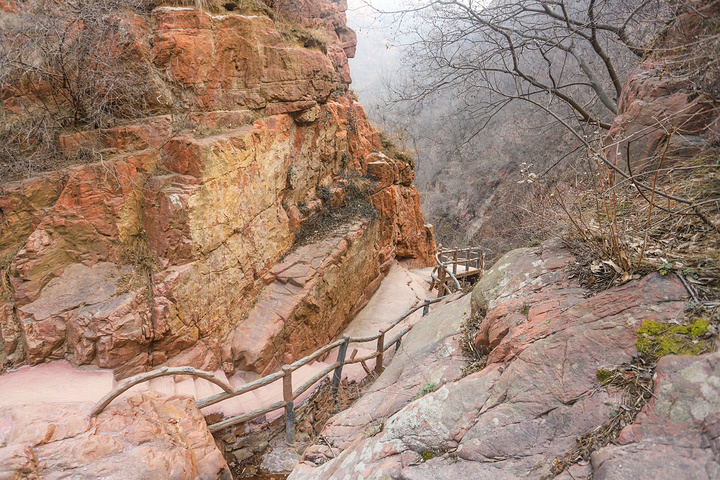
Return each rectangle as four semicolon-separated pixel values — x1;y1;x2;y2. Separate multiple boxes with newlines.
295;361;339;399
289;338;345;370
208;400;285;433
91;366;234;417
91;287;457;437
384;326;411;351
196;369;286;410
431;246;484;296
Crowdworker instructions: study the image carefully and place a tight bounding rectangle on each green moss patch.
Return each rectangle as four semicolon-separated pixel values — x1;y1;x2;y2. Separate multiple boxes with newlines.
595;369;613;383
635;319;714;362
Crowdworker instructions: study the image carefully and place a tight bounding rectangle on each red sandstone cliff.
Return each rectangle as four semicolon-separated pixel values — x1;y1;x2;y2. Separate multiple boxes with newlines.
604;0;720;170
0;0;435;379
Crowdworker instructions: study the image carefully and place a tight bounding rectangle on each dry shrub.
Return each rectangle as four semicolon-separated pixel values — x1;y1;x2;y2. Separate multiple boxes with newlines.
0;0;159;181
117;229;158;306
154;0;274;16
541;1;718;298
547;129;720;298
378;129;416;168
458;309;488;377
1;0;156;127
294;378;365;441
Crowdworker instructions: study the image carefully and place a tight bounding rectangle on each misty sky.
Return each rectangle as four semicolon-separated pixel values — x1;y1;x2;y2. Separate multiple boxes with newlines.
346;0;407;117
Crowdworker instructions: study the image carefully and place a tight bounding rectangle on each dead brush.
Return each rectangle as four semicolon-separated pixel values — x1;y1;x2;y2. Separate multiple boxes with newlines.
458;309;488;378
537;122;720;298
155;0;272;15
0;250;16;299
542;358;655;479
293;377;366;442
518;13;720;297
117;229;158;305
377;129;416;168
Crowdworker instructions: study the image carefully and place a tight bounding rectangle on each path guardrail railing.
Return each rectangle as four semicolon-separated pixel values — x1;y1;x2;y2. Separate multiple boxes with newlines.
430;246;484;297
91;294;452;441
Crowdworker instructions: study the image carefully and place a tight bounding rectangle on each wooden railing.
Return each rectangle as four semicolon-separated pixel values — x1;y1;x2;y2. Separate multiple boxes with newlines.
91;295;452;441
430;246;484;297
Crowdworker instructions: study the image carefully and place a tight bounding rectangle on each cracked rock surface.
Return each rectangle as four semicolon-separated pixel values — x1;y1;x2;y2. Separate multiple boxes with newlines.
0;394;231;480
288;241;719;480
0;1;435;380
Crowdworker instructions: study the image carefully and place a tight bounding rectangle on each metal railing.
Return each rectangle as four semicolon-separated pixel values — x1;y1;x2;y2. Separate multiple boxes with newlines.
91;295;452;441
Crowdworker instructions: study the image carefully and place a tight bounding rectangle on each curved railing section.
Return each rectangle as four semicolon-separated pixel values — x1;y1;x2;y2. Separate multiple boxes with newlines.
90;366;234;417
430;246;484;296
91;294;453;440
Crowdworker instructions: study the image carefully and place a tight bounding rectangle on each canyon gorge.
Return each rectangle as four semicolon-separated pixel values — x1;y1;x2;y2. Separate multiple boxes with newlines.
0;0;719;479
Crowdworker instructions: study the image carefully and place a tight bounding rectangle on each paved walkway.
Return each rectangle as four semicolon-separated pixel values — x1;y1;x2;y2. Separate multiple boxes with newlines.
0;261;434;422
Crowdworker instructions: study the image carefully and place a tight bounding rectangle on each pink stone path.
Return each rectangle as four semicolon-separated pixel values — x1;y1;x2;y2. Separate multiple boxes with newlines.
0;261;434;424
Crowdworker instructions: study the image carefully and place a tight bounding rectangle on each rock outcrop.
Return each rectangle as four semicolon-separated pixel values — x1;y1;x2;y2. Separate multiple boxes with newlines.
0;1;435;379
604;0;720;168
591;352;720;480
0;394;231;479
288;242;719;480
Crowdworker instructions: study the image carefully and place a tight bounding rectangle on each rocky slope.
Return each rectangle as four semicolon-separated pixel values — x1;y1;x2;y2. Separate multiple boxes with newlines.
0;0;435;380
289;241;718;480
604;0;720;169
287;6;719;477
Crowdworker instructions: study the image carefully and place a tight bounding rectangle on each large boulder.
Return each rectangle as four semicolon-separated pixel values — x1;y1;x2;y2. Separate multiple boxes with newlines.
0;394;231;479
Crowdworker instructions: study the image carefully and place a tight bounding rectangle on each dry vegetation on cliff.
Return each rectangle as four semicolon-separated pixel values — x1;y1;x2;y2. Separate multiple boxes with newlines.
0;0;330;182
557;147;720;299
480;1;720;301
556;12;719;300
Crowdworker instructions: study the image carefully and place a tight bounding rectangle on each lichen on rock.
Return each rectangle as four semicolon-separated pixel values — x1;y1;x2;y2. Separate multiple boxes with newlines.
635;318;714;361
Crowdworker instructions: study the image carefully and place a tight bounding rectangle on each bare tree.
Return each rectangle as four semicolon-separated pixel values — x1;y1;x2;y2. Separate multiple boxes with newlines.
374;0;667;131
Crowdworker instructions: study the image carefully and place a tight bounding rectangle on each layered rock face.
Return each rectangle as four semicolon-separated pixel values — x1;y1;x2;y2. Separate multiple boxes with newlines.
0;1;434;379
289;242;718;480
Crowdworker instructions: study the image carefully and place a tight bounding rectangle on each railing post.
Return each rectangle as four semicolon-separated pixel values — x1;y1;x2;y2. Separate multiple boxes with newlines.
332;336;350;397
422;299;430;316
282;365;294;444
375;332;385;375
453;250;458;275
437;266;446;298
465;247;470;273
